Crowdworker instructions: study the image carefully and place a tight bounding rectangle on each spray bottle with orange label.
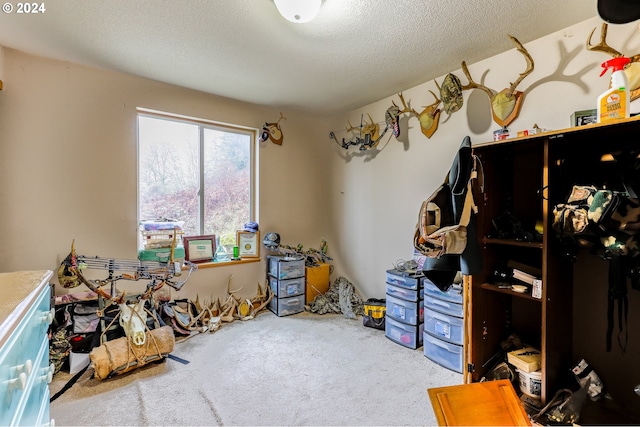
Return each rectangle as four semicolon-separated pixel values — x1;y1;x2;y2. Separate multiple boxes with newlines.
597;56;631;124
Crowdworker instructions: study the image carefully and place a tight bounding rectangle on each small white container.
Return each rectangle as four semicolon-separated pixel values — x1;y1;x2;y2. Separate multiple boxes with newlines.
517;368;542;398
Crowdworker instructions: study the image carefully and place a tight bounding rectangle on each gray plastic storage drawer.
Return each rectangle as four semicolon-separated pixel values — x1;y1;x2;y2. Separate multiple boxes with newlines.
385;269;423;290
423;280;463;304
424;307;464;345
385;282;424;302
268;294;305;317
385;316;424;349
269;276;305;297
423;331;464;373
423;295;464;318
386;293;424;325
268;256;305;280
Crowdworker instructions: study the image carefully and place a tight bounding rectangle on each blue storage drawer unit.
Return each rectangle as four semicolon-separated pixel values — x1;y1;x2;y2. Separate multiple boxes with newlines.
268;294;305;317
424;307;464;345
385;293;424;325
385;316;424;349
423;280;463;305
269;276;305;298
423;294;464;318
385;269;423;290
268;256;305;280
385;282;423;302
423;331;464;373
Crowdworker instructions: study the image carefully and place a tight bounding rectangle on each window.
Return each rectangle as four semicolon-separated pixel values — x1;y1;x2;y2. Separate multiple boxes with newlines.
137;110;257;256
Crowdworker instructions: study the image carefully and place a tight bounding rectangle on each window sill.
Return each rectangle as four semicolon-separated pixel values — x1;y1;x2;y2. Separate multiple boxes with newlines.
191;258;261;269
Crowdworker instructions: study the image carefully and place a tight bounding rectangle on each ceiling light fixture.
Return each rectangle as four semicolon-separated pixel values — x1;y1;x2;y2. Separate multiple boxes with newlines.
274;0;322;23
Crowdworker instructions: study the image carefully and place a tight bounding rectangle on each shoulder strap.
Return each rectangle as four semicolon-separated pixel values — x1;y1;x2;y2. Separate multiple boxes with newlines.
458;154;483;227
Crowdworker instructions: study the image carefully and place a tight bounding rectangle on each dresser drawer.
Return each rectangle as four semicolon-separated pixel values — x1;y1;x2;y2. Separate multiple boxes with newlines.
0;274;52;427
12;334;53;426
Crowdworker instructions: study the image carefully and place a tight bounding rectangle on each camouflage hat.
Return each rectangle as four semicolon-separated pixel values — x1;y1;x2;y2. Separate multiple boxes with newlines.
440;73;463;115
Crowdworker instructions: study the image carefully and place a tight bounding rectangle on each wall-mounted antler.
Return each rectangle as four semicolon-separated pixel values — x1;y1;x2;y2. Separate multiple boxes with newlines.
397;91;442;139
346;114;380;142
461;35;534;128
260;112;286;145
587;23;640;101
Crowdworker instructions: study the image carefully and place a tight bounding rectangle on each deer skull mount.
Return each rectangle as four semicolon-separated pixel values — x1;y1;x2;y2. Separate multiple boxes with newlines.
119;298;149;347
461;35;534;128
587;23;640;101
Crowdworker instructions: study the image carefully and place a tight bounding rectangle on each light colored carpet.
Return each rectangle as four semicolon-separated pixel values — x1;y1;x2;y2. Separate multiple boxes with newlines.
50;311;462;426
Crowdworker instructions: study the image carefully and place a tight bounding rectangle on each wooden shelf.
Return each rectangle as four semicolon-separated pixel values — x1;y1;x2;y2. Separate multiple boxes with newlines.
480;283;541;302
482;237;543;249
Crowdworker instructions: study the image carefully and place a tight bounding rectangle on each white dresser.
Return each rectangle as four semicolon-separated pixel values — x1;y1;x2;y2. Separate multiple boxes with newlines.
0;270;54;426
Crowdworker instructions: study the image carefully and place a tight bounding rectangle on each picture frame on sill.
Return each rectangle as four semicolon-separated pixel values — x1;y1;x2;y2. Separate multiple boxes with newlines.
237;231;260;258
183;235;216;263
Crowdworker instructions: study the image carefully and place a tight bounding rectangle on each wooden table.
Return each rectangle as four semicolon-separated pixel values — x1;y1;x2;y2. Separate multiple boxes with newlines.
428;380;531;426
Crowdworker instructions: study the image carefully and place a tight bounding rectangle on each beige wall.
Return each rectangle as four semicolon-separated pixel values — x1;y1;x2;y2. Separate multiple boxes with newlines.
1;16;637;302
0;49;330;301
322;16;640;299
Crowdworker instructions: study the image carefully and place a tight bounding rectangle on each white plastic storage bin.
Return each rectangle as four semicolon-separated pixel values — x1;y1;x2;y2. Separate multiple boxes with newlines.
423;331;464;373
385;269;423;290
423;280;463;305
268;294;305;317
385;282;424;302
386;293;424;325
424;307;464;345
423;295;464;318
385;316;424;349
269;276;305;297
268;256;305;280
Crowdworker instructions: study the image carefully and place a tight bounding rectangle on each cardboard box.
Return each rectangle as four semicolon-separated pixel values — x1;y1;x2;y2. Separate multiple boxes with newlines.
570;109;597;127
305;263;330;304
507;347;541;373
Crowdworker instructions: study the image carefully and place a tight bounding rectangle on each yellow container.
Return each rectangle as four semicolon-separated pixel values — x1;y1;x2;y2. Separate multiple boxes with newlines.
305;263;330;304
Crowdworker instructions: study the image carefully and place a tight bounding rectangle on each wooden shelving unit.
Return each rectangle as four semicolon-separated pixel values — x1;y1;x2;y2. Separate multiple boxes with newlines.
466;117;640;423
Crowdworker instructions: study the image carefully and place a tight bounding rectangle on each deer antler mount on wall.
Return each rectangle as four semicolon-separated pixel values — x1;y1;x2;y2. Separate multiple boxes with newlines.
461;35;534;128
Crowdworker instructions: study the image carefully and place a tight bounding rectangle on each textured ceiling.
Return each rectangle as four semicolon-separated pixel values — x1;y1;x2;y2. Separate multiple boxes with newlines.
0;0;598;115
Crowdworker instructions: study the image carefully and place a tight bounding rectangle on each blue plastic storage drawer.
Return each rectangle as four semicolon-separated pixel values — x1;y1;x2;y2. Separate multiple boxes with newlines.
385;316;424;349
424;307;464;345
385;269;423;290
385;293;424;325
423;280;463;305
423;295;464;318
423;331;464;373
269;276;305;297
267;294;305;317
268;256;305;280
385;282;424;302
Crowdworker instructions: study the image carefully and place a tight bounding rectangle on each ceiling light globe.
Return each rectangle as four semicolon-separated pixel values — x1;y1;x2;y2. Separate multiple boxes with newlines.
274;0;322;23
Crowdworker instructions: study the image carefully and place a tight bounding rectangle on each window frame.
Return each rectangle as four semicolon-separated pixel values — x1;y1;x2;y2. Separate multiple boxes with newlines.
136;108;260;266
